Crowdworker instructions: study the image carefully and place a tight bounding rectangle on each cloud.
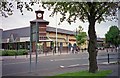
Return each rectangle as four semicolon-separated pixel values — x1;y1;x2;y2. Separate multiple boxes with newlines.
96;21;118;38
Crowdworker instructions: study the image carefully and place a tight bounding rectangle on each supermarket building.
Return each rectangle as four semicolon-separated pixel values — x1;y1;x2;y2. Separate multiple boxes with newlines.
1;10;86;53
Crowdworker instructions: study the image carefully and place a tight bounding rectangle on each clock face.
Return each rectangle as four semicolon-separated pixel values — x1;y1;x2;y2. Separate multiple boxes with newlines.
37;13;42;18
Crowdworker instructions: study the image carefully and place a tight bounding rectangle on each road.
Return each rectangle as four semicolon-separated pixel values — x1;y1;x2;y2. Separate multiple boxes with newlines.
1;50;119;76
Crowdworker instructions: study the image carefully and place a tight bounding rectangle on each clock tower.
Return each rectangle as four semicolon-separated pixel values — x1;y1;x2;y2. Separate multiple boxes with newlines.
30;10;49;53
35;10;44;19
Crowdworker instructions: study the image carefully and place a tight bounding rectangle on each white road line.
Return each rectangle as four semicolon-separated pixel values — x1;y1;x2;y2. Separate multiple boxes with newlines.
60;65;65;68
59;61;118;68
67;64;80;67
50;58;86;61
60;64;88;68
50;60;54;61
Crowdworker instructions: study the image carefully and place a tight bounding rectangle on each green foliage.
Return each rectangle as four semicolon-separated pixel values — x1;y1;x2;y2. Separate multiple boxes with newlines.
1;1;118;23
5;50;16;56
0;1;35;17
76;32;87;46
17;49;28;55
105;26;120;47
0;49;28;56
0;50;8;56
42;2;118;24
75;26;87;46
51;41;54;47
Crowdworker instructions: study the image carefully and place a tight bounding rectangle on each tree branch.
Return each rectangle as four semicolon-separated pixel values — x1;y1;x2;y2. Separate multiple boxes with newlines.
94;3;107;15
78;3;90;19
95;5;110;21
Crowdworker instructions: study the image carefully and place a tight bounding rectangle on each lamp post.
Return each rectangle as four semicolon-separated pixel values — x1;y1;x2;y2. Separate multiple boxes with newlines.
29;24;32;72
76;28;78;46
55;12;58;54
35;21;38;70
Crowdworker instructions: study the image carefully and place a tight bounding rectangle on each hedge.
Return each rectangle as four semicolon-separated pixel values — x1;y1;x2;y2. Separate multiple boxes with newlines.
0;49;28;56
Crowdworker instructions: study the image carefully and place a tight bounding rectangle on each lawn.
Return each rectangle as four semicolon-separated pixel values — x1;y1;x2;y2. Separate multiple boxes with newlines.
49;70;112;78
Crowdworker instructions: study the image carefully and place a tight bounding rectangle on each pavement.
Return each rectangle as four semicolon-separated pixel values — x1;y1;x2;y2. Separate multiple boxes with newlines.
1;51;71;60
1;50;119;60
1;50;120;78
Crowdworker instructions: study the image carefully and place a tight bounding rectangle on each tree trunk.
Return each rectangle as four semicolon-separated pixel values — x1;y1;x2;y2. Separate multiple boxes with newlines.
88;17;98;73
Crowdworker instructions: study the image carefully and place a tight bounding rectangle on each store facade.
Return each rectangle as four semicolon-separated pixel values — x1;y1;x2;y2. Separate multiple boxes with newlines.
2;10;77;53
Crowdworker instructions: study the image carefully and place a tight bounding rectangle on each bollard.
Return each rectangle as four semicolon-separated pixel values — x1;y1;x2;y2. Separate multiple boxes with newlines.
108;53;109;63
15;54;17;59
26;53;28;58
15;51;17;59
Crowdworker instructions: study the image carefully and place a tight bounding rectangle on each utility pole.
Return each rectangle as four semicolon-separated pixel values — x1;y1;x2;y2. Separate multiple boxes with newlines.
30;24;32;72
55;12;58;54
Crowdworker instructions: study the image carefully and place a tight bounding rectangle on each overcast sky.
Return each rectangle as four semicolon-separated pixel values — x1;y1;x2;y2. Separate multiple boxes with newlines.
0;3;119;38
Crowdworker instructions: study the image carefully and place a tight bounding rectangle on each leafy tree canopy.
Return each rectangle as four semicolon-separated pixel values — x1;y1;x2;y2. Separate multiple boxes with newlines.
75;26;87;46
0;1;119;24
105;26;120;47
0;0;38;17
41;2;118;24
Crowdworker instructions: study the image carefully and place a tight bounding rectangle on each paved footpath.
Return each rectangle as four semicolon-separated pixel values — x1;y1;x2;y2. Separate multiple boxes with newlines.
1;50;119;60
1;51;72;60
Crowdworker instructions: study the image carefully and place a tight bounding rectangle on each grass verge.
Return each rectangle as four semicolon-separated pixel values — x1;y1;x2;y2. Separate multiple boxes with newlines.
48;70;112;78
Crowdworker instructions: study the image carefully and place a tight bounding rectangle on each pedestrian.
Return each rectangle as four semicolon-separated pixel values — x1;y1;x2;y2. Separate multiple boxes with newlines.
75;46;79;53
72;46;74;54
106;48;108;53
71;46;72;52
82;48;83;52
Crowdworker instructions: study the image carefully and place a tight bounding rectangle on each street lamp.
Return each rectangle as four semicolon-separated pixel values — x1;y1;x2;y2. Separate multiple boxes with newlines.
76;28;78;46
55;12;58;54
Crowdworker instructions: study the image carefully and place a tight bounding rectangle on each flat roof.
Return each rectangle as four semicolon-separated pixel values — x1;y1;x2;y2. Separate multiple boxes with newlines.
2;26;75;39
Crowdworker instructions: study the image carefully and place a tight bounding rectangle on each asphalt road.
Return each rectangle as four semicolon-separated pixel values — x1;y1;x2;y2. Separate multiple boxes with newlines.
2;50;119;76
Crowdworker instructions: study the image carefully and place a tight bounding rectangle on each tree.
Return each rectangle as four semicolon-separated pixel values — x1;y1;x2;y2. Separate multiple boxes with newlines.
105;26;120;47
0;1;36;17
0;1;119;73
75;26;87;49
41;2;118;73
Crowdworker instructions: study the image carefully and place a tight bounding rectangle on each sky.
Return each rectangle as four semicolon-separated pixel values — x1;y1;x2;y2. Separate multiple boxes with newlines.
0;3;119;38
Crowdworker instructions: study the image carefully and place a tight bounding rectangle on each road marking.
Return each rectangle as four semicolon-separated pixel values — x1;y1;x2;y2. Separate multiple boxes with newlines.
67;64;80;67
100;61;118;64
50;58;86;62
50;60;54;61
60;65;65;68
3;61;34;65
68;64;80;67
59;64;88;68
